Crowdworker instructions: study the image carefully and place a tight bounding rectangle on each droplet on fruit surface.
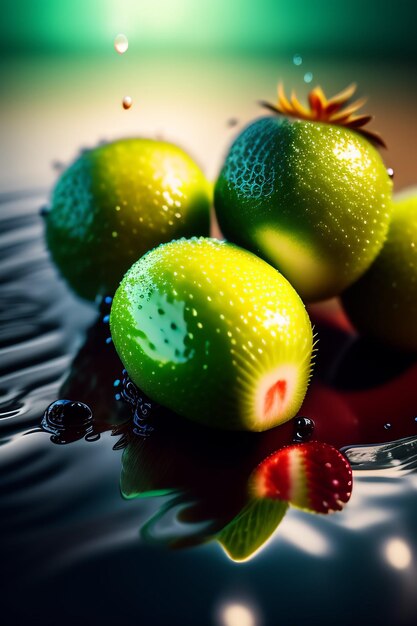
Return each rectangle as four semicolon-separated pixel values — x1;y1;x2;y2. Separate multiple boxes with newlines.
293;54;303;66
122;96;133;110
114;33;128;54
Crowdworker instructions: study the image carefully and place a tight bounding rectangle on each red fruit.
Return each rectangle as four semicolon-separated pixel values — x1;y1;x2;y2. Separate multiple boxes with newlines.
250;441;352;514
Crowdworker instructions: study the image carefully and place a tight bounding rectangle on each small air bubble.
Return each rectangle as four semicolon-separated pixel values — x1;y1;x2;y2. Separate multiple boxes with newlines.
293;54;302;66
122;96;133;110
114;33;128;54
304;72;313;83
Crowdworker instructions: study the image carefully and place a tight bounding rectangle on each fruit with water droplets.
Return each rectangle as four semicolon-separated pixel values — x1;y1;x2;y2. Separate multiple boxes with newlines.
214;85;393;301
45;139;211;300
342;188;417;351
110;237;314;431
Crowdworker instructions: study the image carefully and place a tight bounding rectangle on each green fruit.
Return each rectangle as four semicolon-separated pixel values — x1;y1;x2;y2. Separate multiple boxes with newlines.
214;116;393;302
342;188;417;351
110;237;314;432
46;139;211;300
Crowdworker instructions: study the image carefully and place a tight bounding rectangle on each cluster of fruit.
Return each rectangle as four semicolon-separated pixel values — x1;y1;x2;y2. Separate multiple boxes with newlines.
45;84;417;435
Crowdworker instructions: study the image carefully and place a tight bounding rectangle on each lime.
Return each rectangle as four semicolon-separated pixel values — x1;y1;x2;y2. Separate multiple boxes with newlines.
342;188;417;351
46;139;211;300
110;237;314;432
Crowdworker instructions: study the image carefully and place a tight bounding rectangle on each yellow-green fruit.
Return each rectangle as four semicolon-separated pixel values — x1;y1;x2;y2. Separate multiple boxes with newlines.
342;188;417;351
45;139;211;300
110;237;314;432
215;117;393;302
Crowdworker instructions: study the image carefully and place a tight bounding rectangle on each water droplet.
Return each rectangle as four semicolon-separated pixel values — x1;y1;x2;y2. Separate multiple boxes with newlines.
293;54;303;66
304;72;313;84
384;423;392;430
114;33;128;54
122;96;133;110
41;400;93;444
293;416;315;442
387;167;394;179
51;159;65;171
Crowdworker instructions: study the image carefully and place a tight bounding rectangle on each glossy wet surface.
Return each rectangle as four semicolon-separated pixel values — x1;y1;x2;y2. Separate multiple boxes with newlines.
1;191;417;626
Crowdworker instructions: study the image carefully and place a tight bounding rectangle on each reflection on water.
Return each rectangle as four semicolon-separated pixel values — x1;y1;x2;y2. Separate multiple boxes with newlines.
1;192;417;625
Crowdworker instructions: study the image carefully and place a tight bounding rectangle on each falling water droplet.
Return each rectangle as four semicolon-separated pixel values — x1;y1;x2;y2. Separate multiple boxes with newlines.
293;54;303;66
304;72;313;84
122;96;133;110
387;167;394;179
114;33;128;54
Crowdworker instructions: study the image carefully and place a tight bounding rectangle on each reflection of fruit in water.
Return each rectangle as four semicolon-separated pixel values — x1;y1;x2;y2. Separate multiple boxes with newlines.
250;441;353;514
45;139;211;300
214;85;393;301
342;188;417;351
110;237;314;431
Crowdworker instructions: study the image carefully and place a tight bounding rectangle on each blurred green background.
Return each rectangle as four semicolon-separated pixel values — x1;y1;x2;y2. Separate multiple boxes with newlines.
1;0;416;191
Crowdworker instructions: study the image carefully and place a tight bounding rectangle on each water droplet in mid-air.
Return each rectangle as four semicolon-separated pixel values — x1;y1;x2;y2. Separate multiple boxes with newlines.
114;33;128;54
293;54;303;66
304;72;313;84
122;96;133;110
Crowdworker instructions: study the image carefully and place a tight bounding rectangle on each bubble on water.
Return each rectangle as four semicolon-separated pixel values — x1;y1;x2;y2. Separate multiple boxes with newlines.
114;33;128;54
41;399;94;444
387;167;394;179
304;72;313;84
122;96;133;110
293;54;303;66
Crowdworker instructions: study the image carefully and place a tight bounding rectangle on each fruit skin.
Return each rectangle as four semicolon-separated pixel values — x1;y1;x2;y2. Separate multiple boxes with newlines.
342;188;417;351
214;116;393;302
110;237;314;432
46;139;211;300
